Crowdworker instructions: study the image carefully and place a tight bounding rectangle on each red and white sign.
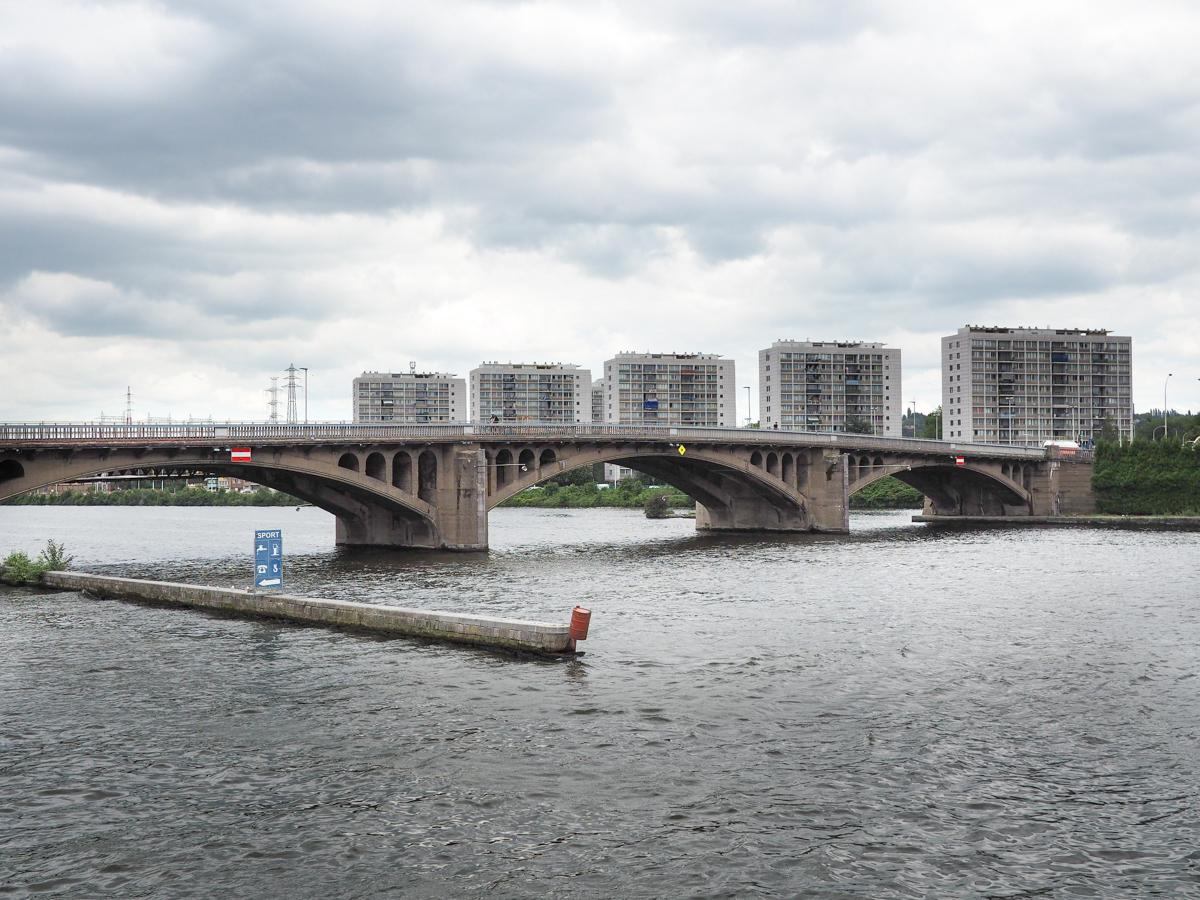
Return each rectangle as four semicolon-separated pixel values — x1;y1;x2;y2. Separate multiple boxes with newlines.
954;455;965;466
231;447;252;462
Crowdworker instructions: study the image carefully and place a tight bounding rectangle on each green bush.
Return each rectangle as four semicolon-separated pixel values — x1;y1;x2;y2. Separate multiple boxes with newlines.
501;476;693;510
643;492;673;518
1;551;41;585
1;540;73;585
850;476;924;509
1093;440;1200;515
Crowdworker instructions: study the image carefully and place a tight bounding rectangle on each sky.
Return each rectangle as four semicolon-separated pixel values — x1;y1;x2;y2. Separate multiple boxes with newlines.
1;0;1198;424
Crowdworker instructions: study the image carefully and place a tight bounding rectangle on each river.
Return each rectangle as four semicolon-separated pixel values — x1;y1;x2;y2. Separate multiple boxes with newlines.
1;507;1198;898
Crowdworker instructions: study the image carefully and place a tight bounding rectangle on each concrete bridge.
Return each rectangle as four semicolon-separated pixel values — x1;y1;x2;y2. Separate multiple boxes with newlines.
0;423;1094;551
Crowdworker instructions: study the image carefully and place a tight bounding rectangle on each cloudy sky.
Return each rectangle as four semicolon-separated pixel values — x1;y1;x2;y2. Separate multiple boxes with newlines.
2;0;1198;423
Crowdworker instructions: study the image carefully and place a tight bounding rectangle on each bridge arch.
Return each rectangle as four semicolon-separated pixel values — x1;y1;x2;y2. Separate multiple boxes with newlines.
392;451;411;492
486;444;815;532
365;452;386;481
495;449;513;488
0;450;441;548
417;450;438;503
850;459;1031;516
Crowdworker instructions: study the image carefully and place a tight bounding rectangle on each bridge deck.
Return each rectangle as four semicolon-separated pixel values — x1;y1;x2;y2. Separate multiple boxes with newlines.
0;422;1046;460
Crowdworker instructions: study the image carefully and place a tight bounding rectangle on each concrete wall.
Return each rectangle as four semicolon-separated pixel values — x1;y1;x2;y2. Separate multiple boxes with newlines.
42;572;574;654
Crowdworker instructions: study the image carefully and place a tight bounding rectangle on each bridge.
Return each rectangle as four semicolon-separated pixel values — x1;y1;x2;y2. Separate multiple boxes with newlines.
0;423;1095;551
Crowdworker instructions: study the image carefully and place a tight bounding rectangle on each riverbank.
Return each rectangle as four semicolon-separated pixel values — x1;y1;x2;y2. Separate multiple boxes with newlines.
4;487;303;507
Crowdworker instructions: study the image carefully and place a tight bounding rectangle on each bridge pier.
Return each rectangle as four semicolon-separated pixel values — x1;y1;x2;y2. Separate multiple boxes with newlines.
334;447;489;551
691;450;849;534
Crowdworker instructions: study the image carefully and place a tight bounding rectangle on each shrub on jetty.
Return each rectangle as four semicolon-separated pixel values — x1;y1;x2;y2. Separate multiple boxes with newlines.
1;540;73;585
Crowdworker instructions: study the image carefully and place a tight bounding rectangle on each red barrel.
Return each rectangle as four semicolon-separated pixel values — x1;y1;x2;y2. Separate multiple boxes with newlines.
569;606;591;641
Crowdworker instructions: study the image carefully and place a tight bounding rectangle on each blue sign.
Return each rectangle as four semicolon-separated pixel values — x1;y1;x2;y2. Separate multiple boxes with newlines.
254;529;283;589
643;398;659;410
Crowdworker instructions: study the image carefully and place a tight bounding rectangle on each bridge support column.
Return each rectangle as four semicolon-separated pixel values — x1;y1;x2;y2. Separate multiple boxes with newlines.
690;450;848;535
334;508;441;549
333;447;488;551
807;451;850;533
431;447;489;551
1026;460;1095;516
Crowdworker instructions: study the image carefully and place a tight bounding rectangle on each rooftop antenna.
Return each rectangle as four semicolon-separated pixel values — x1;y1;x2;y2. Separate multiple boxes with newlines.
266;377;280;423
284;363;300;424
410;360;416;373
125;386;133;425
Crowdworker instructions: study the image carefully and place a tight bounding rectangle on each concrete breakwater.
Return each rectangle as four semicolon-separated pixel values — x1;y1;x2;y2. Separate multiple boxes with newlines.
40;571;577;655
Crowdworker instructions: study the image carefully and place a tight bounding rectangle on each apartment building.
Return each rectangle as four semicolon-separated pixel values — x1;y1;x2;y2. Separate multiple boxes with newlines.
352;371;466;423
470;362;591;423
591;378;607;425
602;352;735;427
759;341;902;435
942;326;1133;446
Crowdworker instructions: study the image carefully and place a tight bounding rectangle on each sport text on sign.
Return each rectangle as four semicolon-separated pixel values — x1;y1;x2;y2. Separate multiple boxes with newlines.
254;529;283;589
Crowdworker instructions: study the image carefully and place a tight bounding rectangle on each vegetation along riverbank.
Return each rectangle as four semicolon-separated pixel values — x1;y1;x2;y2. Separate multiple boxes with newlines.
1093;440;1200;515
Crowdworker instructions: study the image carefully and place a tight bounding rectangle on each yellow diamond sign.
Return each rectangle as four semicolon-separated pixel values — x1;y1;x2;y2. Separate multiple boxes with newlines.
677;444;687;456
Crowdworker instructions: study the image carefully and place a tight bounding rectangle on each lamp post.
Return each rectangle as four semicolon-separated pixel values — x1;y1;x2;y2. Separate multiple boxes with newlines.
744;385;751;427
908;398;917;438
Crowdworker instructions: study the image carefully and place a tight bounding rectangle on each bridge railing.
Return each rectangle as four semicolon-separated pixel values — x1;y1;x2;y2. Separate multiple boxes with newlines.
0;421;1047;459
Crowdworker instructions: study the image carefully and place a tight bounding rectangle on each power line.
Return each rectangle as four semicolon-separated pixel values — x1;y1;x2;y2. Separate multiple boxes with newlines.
284;363;300;424
266;377;280;423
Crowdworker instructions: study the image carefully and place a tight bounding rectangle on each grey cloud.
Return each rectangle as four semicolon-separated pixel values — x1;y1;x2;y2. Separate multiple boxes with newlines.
3;1;1200;418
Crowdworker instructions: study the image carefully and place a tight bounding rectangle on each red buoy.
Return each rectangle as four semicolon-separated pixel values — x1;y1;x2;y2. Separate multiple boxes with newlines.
569;606;591;641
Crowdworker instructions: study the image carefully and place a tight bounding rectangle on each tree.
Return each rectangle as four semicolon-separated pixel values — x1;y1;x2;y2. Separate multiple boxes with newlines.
546;466;596;488
903;410;926;438
1099;415;1119;444
643;492;672;518
921;407;942;439
845;415;874;435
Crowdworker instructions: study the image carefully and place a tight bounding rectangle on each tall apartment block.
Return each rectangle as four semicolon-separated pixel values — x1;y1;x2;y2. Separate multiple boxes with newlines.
470;362;591;423
591;378;607;424
942;326;1133;446
759;341;902;435
352;371;467;423
602;352;735;426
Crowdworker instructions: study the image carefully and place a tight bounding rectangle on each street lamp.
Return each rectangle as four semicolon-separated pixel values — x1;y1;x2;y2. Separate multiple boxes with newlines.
300;367;309;424
908;397;917;438
744;385;751;427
